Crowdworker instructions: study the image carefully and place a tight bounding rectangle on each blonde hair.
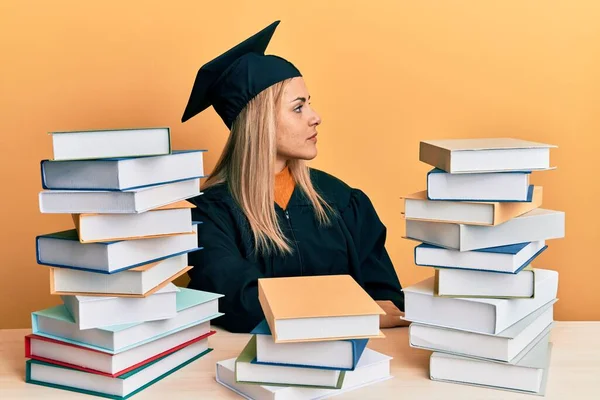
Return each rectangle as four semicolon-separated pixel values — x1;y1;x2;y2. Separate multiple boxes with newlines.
202;79;336;256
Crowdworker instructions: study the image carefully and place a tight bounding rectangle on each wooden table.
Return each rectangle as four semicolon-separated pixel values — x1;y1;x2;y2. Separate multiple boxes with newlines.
1;322;598;399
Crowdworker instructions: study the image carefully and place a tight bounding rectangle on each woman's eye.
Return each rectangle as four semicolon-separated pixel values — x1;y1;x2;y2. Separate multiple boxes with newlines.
294;105;303;113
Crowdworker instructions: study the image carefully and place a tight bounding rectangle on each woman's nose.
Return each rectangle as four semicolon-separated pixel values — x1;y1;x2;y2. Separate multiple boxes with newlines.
311;110;322;126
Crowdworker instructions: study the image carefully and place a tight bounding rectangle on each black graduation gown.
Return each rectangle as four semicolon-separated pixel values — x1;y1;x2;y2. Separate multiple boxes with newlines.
187;168;405;333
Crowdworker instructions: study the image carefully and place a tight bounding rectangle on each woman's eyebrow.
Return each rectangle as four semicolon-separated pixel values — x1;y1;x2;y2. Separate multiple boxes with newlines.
290;95;311;103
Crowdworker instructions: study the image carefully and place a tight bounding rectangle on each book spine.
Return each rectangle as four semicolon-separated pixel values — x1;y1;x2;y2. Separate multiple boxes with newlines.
25;360;32;383
40;160;49;189
24;335;32;358
458;225;465;251
494;202;502;225
258;284;277;342
35;237;42;265
495;186;543;225
49;268;57;294
419;142;452;172
72;214;83;242
166;127;172;154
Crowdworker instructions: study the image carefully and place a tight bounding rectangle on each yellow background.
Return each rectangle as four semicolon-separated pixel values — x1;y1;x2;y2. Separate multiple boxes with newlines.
1;1;598;328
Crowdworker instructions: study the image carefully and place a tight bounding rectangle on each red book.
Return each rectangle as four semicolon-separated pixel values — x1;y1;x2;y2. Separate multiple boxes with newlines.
25;326;215;378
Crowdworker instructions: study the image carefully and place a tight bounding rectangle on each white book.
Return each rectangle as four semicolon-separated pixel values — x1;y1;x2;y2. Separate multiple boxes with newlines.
429;333;552;395
32;287;223;353
50;254;190;296
39;177;201;214
37;224;199;274
50;127;171;161
402;268;558;334
41;150;205;190
419;138;557;173
27;323;212;375
216;348;392;400
427;169;532;201
436;267;535;298
405;208;565;251
61;283;179;330
414;240;546;273
26;338;211;398
409;299;556;362
74;200;194;243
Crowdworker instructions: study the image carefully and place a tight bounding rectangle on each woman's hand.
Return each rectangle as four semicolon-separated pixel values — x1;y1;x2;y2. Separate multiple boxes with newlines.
376;300;411;328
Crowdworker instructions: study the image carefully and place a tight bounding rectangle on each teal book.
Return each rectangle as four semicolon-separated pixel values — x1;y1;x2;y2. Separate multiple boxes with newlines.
26;338;212;399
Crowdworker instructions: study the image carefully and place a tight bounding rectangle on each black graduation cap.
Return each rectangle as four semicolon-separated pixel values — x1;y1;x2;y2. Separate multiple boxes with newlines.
181;20;302;128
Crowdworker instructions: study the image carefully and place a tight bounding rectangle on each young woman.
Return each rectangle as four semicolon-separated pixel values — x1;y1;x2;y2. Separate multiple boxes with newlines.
181;21;407;333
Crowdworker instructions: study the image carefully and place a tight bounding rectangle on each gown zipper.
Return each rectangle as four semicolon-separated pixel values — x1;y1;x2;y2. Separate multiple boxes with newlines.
285;210;304;276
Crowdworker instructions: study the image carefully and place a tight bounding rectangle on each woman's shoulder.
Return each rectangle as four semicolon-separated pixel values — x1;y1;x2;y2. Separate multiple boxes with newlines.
309;168;357;209
199;182;231;200
188;183;249;229
188;182;234;210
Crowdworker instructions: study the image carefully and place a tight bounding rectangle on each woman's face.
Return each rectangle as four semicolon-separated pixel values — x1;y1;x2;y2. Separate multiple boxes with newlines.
276;77;322;162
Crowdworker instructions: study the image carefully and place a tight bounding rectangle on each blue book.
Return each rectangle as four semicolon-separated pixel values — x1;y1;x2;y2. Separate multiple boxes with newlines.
415;240;548;274
36;222;202;274
41;149;207;191
249;320;368;371
31;287;224;354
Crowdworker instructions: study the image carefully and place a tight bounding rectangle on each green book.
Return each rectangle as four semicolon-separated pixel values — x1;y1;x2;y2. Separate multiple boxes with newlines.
235;335;345;389
26;340;212;399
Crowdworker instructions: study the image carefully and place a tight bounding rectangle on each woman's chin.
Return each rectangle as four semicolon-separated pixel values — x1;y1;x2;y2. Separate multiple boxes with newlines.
301;148;318;161
282;145;318;162
286;149;317;161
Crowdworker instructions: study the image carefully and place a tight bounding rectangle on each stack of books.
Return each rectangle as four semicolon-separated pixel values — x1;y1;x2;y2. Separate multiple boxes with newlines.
26;127;224;399
401;138;565;396
216;274;394;399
